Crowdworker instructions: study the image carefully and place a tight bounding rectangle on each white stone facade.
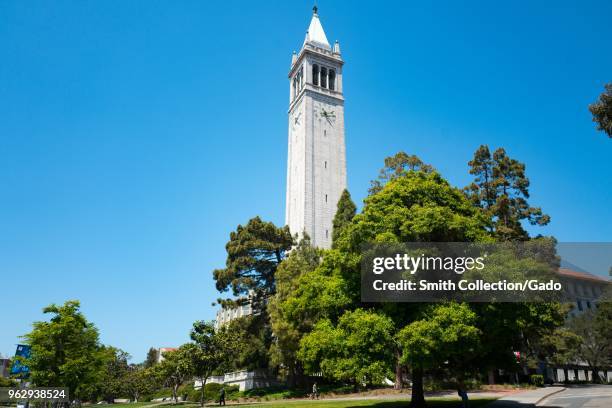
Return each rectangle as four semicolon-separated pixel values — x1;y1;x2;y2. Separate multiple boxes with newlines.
214;301;253;330
195;370;278;392
285;9;346;249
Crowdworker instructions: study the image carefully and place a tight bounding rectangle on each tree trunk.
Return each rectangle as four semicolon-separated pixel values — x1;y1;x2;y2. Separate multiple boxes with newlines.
200;376;206;406
487;369;495;385
287;364;297;388
172;383;179;404
410;366;426;408
394;351;403;390
589;366;601;384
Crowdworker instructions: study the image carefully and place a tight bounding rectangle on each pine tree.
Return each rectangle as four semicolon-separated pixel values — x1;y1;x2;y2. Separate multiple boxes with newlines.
589;83;612;138
465;145;550;239
144;347;158;368
332;189;357;248
213;216;293;311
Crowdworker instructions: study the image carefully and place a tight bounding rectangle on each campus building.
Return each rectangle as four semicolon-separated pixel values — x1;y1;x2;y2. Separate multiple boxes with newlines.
557;268;610;317
214;301;254;331
548;268;612;383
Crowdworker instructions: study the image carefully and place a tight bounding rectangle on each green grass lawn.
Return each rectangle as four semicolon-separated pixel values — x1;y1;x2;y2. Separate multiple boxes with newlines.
95;403;156;408
195;397;496;408
103;396;496;408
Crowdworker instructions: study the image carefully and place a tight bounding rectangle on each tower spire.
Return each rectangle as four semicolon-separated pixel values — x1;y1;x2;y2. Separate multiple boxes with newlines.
304;4;330;49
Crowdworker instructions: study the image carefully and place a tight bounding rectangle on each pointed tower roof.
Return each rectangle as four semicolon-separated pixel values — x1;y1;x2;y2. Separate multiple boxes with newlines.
304;6;330;50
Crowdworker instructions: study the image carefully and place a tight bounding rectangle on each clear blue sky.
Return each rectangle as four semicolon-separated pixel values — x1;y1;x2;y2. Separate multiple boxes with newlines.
1;0;611;362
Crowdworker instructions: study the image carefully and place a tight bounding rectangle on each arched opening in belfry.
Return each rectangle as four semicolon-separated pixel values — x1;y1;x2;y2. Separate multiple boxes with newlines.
328;69;336;91
312;64;319;86
320;67;328;88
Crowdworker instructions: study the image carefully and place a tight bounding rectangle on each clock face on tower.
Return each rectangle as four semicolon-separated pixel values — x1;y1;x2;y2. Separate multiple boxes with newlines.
291;103;303;133
320;107;336;126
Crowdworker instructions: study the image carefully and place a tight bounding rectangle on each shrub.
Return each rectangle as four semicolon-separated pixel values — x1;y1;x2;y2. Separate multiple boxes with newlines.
530;374;544;387
201;383;240;402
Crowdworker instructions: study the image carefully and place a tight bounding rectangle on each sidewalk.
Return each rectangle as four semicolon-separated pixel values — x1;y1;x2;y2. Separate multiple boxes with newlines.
485;387;565;408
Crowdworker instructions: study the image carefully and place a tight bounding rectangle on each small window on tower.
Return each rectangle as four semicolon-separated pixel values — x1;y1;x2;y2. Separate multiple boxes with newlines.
324;130;326;136
312;64;319;86
324;161;327;168
320;67;328;88
299;67;304;89
329;69;336;91
325;194;328;202
326;229;329;238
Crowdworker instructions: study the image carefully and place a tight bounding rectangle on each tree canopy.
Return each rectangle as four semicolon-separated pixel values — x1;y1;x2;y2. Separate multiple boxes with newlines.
269;235;322;385
213;216;293;309
299;309;395;387
465;145;550;239
368;151;434;195
589;83;612;138
332;189;357;248
189;321;240;406
21;300;108;402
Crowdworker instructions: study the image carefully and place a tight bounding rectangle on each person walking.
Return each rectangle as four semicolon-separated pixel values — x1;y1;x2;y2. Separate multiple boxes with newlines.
311;382;319;400
457;381;469;408
218;386;226;406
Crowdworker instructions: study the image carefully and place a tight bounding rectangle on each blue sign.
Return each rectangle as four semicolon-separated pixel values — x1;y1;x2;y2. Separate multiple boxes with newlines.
10;344;31;376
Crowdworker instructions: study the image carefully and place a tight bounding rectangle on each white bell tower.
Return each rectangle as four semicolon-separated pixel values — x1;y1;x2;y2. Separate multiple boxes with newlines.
285;6;347;249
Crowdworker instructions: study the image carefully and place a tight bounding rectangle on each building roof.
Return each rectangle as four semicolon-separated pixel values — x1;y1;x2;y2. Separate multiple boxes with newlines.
556;268;611;284
303;7;330;50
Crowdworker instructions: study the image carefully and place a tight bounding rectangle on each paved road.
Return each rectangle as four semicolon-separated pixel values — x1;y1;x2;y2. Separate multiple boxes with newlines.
538;385;612;408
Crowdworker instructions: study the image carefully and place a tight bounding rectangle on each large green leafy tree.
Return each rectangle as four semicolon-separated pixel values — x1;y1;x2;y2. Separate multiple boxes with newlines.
213;216;293;310
189;321;239;406
350;169;488;404
332;190;357;248
465;145;550;239
296;166;489;404
589;83;612;138
268;235;322;386
21;300;107;402
397;303;481;407
155;345;194;404
98;347;131;402
124;366;158;403
299;309;395;388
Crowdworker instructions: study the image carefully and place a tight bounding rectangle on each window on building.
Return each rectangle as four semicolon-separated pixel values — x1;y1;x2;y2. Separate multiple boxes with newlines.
320;67;328;88
324;161;327;168
326;229;329;238
299;67;304;89
329;69;336;91
325;194;328;202
577;300;583;311
586;301;592;309
312;64;319;86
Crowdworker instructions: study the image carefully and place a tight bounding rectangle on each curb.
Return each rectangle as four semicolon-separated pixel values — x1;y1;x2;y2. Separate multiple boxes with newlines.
533;387;566;406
